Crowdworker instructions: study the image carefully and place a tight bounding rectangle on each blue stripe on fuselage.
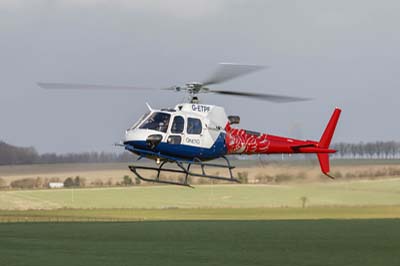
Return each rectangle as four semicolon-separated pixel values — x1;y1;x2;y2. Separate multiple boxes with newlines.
124;133;227;160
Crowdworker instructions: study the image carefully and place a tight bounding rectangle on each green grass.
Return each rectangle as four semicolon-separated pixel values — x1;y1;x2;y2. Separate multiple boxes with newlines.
1;220;400;266
2;179;400;210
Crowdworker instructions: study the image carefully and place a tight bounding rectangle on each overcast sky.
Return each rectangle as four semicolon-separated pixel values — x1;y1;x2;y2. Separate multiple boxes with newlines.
1;0;399;153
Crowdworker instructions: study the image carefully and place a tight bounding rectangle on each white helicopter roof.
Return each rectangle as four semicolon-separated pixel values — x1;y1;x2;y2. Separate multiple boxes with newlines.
173;103;228;129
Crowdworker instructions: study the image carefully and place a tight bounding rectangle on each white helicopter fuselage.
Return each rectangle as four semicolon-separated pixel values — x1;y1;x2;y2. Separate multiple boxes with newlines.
124;103;229;159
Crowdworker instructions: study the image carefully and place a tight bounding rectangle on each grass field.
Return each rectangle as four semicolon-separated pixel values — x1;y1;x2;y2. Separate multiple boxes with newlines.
1;178;400;210
1;178;400;221
1;161;400;265
1;220;400;266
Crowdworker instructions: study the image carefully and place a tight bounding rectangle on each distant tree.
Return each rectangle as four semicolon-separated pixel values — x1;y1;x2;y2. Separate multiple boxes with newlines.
300;196;308;208
123;175;132;186
135;176;141;185
91;179;104;187
5;139;400;166
0;141;39;165
35;177;44;188
10;178;36;189
237;171;248;184
64;177;75;188
333;141;400;159
0;140;136;165
74;176;81;187
106;178;113;186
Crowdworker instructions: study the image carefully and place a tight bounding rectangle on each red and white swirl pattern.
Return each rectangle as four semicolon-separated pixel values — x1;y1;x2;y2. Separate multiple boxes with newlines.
225;124;270;154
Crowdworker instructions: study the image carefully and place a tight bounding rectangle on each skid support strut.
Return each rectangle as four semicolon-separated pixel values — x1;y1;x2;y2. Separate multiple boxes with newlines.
128;156;239;187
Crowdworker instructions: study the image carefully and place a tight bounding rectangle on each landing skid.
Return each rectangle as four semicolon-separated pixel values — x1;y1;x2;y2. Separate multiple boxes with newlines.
128;156;240;187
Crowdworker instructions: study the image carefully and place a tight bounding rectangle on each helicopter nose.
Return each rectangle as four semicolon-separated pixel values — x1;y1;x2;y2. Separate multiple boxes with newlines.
125;129;163;148
124;129;137;144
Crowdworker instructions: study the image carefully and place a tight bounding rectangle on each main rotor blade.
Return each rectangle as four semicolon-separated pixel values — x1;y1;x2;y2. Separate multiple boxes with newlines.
211;90;311;103
37;82;163;90
202;63;266;86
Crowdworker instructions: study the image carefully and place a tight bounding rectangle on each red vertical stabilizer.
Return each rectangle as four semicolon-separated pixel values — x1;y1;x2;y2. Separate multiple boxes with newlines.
317;108;341;178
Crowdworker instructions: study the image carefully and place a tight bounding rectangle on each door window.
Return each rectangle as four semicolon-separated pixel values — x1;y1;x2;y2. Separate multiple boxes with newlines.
171;116;185;134
187;118;202;134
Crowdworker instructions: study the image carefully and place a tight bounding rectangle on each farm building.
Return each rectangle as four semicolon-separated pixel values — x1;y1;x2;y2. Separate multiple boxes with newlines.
48;182;64;189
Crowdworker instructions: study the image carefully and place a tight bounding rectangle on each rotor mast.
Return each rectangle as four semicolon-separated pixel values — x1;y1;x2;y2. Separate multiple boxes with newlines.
185;82;209;103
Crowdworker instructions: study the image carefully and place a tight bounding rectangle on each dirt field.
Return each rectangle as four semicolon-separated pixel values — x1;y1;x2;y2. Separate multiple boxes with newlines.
0;163;132;186
1;160;400;187
1;206;400;222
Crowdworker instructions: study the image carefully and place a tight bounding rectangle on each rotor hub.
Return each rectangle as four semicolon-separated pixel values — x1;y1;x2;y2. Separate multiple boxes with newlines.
186;82;204;94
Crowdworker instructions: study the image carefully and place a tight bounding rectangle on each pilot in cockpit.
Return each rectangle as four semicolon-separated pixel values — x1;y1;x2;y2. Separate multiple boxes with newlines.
158;116;170;132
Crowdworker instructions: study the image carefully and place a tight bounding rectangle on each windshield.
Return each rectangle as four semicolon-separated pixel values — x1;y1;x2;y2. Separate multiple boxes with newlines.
130;111;150;130
139;112;171;133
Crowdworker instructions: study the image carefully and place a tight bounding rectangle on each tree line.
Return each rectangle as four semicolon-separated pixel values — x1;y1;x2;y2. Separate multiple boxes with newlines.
332;141;400;159
1;140;400;165
0;141;134;165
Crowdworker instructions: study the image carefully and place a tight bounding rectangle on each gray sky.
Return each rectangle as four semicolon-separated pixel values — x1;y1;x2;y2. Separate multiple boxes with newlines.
1;0;399;153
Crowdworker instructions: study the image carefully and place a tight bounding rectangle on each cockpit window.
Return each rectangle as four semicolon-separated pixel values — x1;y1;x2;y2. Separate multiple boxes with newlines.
139;112;171;133
171;116;184;134
187;117;202;134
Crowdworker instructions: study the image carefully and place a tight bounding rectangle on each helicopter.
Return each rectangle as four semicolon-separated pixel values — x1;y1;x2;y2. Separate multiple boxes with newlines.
38;63;342;187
